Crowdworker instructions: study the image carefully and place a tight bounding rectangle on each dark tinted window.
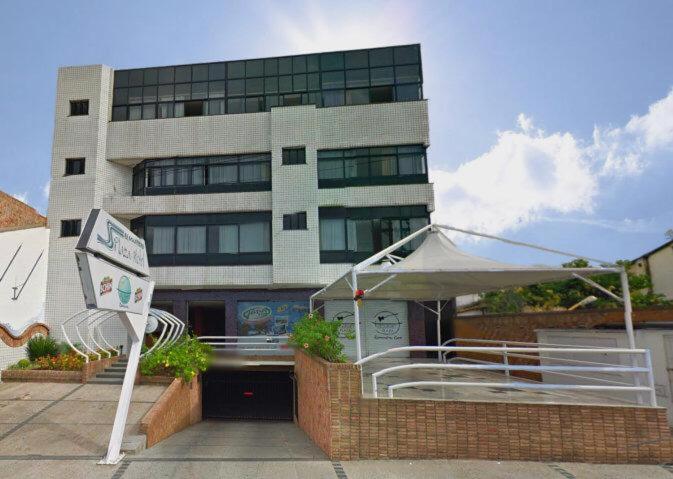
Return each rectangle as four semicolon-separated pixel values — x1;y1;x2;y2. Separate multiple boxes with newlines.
65;158;85;175
283;212;307;230
282;147;306;165
60;219;81;237
69;100;89;116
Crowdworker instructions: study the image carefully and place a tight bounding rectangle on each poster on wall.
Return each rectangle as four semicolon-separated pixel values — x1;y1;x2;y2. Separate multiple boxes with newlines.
237;301;310;336
324;300;409;359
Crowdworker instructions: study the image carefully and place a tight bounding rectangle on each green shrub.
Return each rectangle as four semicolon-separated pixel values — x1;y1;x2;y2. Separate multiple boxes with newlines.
25;335;59;361
288;312;352;363
8;358;33;370
140;335;213;383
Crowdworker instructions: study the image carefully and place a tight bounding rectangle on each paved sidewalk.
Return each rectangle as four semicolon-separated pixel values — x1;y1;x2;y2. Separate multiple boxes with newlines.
0;383;671;478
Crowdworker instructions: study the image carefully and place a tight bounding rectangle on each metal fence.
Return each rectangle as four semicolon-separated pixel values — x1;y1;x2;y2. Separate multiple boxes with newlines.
355;342;656;406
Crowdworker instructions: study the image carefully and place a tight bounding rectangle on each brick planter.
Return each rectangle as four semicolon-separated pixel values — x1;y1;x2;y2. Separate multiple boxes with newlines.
140;375;202;447
294;349;673;464
1;355;120;383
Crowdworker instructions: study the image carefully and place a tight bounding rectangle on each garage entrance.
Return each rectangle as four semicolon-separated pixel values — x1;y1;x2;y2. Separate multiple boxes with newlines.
203;368;294;421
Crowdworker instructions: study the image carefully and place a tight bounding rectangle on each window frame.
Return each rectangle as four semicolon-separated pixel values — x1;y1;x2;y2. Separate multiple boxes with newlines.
69;100;89;116
60;219;82;237
282;147;306;165
64;158;85;176
283;212;308;230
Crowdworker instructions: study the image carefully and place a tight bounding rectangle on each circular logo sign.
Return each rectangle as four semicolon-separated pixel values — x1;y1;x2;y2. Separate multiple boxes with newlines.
117;275;132;304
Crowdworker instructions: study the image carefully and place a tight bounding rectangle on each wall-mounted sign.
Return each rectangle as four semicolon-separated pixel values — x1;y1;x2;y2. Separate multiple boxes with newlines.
76;251;151;314
76;209;149;277
237;301;309;336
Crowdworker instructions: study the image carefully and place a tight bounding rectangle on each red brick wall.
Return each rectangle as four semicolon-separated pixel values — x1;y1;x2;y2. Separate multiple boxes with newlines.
140;376;202;447
0;323;49;347
295;349;673;463
0;191;46;231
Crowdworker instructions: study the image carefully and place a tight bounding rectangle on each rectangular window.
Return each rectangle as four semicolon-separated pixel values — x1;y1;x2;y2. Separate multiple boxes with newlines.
149;226;174;254
177;226;206;254
319;206;429;263
60;219;81;237
184;100;204;117
209;163;237;184
65;158;85;176
282;147;306;165
283;212;307;230
217;225;239;253
239;222;271;252
69;100;89;116
318;145;427;187
319;218;346;251
370;85;394;103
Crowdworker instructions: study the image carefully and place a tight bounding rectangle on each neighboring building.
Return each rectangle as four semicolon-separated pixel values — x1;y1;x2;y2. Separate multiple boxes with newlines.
45;45;435;357
0;194;49;369
632;239;673;299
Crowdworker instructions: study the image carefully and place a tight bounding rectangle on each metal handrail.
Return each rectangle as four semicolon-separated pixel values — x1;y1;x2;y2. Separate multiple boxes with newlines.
198;335;290;352
358;345;656;407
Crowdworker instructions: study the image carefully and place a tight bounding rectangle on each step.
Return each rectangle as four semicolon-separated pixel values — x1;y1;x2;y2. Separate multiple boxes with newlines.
105;366;126;373
121;435;146;454
97;372;126;379
88;378;123;385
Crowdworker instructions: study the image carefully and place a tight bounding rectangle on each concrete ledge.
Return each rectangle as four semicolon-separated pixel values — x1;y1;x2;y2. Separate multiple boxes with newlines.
140;375;202;448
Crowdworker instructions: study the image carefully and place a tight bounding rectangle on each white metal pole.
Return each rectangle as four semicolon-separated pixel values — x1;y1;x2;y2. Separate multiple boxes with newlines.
436;300;442;362
352;270;363;361
620;268;636;349
100;281;155;465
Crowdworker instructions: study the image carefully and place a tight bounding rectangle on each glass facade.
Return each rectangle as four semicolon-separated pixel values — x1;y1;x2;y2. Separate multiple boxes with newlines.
131;213;272;266
318;144;427;188
319;205;429;263
112;44;422;121
132;153;271;195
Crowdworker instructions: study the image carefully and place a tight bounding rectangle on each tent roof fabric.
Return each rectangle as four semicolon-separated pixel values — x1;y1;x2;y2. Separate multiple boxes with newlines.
313;229;619;301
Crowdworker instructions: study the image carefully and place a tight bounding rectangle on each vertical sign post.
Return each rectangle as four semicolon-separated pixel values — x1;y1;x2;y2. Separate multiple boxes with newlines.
74;209;154;465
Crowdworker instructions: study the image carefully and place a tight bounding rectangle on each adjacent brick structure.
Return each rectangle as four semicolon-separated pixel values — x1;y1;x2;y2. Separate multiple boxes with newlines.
0;323;49;348
0;191;46;231
140;376;202;447
295;348;673;463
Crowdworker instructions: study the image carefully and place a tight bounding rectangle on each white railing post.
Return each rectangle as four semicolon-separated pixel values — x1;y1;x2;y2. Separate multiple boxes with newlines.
644;349;657;407
502;342;510;378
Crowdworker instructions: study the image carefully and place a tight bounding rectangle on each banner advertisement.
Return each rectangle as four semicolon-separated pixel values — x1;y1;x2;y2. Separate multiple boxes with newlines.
237;300;309;336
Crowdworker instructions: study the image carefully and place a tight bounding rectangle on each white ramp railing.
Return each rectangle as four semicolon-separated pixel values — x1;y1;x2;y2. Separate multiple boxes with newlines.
198;336;291;354
356;344;657;407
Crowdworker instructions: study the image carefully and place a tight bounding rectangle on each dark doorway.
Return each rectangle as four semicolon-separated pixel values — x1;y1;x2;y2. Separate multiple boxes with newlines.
203;369;294;421
188;301;227;336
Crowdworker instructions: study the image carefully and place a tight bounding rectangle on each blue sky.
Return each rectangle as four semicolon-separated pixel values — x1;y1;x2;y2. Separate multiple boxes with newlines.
0;0;671;265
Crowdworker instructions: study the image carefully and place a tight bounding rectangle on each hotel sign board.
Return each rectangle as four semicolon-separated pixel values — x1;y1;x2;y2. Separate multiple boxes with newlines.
75;209;152;314
76;209;149;277
75;252;151;315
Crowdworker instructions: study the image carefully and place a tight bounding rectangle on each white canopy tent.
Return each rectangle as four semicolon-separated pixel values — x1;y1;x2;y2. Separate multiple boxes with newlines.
310;224;634;362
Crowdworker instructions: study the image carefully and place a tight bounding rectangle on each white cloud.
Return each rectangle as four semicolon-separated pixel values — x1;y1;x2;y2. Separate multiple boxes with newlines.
432;89;673;237
11;192;28;204
42;180;50;198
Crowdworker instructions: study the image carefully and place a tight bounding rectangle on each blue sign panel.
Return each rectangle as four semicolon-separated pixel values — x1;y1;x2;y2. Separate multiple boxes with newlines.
237;300;309;336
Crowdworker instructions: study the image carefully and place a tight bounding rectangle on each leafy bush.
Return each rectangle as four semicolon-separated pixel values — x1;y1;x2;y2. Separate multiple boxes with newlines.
8;358;33;370
140;335;213;382
34;353;85;371
288;312;352;363
25;335;59;361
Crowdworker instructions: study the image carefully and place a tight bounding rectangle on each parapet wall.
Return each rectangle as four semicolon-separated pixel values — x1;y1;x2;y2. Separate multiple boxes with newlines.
294;349;673;463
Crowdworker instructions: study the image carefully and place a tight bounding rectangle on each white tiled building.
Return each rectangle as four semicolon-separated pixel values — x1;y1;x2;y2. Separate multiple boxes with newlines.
45;45;436;353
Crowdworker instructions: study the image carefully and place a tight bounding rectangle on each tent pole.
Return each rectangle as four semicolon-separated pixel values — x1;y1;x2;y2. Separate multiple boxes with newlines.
436;300;442;362
352;270;363;361
620;268;636;349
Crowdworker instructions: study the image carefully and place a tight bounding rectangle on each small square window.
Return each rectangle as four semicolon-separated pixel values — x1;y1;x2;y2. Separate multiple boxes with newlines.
321;52;344;71
128;70;144;86
245;97;264;113
322;71;344;89
143;86;157;103
228;61;245;79
114;70;129;88
142;104;156;119
246;77;264;95
208;99;225;115
265;77;278;94
158;102;174;119
112;106;127;121
129;105;142;120
370;86;394;104
283;212;307;230
65;158;85;176
292;56;307;74
60;219;81;237
246;59;264;77
175;65;191;83
346;88;369;105
227;98;245;114
143;68;158;85
264;58;278;76
228;79;245;96
394;45;419;65
345;50;368;69
174;83;191;101
158;84;174;102
278;75;293;93
128;87;143;104
282;147;306;165
113;88;128;106
184;100;204;117
369;48;393;67
192;64;208;82
346;69;369;88
158;67;175;84
278;57;292;75
209;63;226;80
322;90;344;107
69;100;89;116
396;84;421;101
192;82;208;99
208;81;225;98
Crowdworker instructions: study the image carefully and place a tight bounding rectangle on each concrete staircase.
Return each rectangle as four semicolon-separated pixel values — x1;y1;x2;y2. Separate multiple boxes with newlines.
88;358;129;385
